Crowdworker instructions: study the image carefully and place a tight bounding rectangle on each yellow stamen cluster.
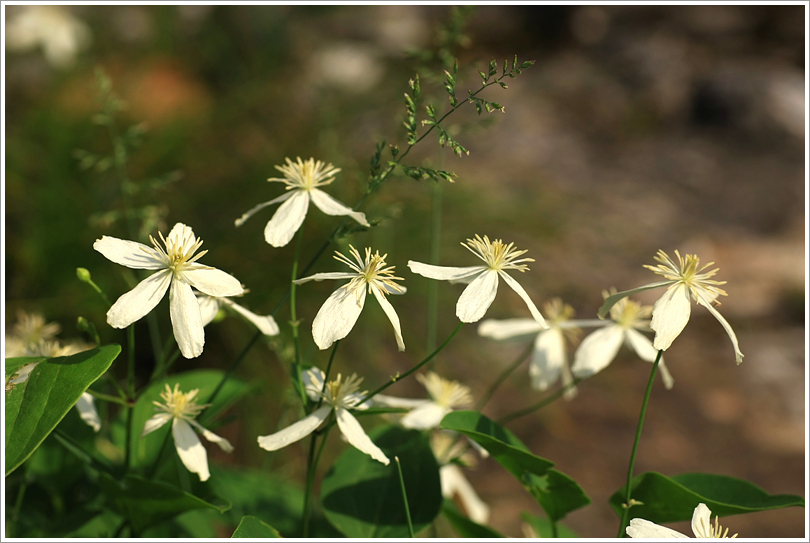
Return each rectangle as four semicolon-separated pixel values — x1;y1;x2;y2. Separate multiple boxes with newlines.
147;230;209;274
604;289;652;330
155;384;208;420
544;298;580;341
269;157;340;191
335;245;404;304
319;373;366;408
11;310;61;344
430;432;477;467
695;514;738;539
418;372;472;409
462;234;533;272
644;250;727;304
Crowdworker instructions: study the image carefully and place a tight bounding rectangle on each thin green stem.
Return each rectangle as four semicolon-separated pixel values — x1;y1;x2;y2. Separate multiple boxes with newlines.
124;402;133;470
618;349;663;538
124;324;136;471
551;519;559;538
497;378;581;425
11;477;28;523
290;226;308;406
395;456;415;537
302;426;331;537
86;388;129;406
200;330;262;417
79;274;112;307
362;322;463;403
105;372;129;401
474;342;534;411
315;341;340;410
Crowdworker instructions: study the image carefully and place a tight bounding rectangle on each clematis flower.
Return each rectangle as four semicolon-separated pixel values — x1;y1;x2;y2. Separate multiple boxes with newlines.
94;223;244;358
293;245;406;351
373;372;473;430
142;384;233;482
408;235;547;325
571;291;674;389
431;432;490;524
258;370;389;465
234;157;369;248
196;292;279;336
598;250;743;365
627;503;738;538
478;298;597;399
5;5;91;68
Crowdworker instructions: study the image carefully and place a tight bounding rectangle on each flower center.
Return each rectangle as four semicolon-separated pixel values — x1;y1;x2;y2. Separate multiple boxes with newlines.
607;294;651;329
696;514;737;539
462;234;533;272
419;372;472;409
149;230;208;275
156;384;207;419
644;250;728;304
334;246;404;304
270;157;340;191
322;373;365;408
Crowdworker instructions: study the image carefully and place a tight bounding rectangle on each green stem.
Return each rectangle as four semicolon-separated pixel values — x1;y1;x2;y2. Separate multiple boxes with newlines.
200;330;262;418
497;378;581;425
315;341;340;410
362;322;463;403
426;180;443;353
618;349;663;538
395;456;415;537
551;519;559;538
290;226;308;406
474;342;534;411
105;372;129;401
124;402;133;471
125;324;136;471
81;275;112;307
86;388;129;406
302;426;331;537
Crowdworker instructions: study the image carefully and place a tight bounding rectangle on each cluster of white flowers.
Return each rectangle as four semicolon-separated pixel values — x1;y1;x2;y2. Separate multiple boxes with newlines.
627;503;738;538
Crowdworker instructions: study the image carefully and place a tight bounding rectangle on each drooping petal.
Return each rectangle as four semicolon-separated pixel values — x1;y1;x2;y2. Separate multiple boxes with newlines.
223;299;280;336
93;236;164;270
597;281;674;319
188;419;234;452
183;267;244;298
311;286;366;350
264;190;310;247
650;284;692;351
477;318;545;341
571;325;625;379
690;503;714;538
196;294;221;327
142;412;172;437
107;270;172;329
257;406;331;451
293;272;356;285
399;403;449;430
440;464;490;525
695;293;744;365
172;418;210;482
498;271;548;327
371;285;405;351
624;329;674;389
309;188;369;226
169;279;205;359
456;269;499;323
626;518;689;538
528;329;565;391
234;192;295;227
335;407;390;465
75;393;101;432
407;261;485;283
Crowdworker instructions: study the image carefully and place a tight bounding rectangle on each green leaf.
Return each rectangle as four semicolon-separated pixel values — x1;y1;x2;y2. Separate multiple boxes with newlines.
5;345;121;476
442;499;504;537
5;356;46;379
609;472;806;524
520;512;579;538
321;425;442;538
527;468;591;521
98;473;229;533
439;411;554;482
231;515;281;538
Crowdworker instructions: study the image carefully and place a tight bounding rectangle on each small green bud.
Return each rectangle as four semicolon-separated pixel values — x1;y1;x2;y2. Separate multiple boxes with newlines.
77;268;92;282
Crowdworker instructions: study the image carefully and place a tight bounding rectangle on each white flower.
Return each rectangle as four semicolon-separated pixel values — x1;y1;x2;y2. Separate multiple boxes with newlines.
196;292;279;336
627;503;738;538
293;245;406;351
5;5;91;68
94;223;244;359
408;235;547;325
373;371;473;430
234;157;369;248
431;432;490;524
598;250;743;365
258;370;389;465
571;291;674;389
142;384;233;482
478;298;595;399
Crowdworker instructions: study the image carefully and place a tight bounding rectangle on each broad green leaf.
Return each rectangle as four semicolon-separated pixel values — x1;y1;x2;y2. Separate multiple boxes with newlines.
5;345;121;475
610;471;806;523
520;512;579;538
528;468;591;521
231;515;281;538
98;473;229;533
5;356;46;378
321;425;442;538
439;411;554;481
442;499;504;538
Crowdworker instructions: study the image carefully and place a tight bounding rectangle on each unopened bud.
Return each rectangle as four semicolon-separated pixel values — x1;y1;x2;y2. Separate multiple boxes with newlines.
76;268;92;282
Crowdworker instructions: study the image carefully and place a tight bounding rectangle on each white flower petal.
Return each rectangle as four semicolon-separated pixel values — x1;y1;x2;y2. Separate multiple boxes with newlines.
408;261;485;283
142;412;172;437
93;236;164;270
371;395;432;409
626;518;689;538
695;293;744;365
440;464;490;525
75;392;101;432
571;325;625;379
335;407;390;465
371;285;405;351
528;329;565;391
498;271;548;327
597;281;674;319
223;299;280;336
309;188;369;226
188;419;234;453
183;267;243;298
107;270;172;329
234;192;294;227
293;272;357;285
651;284;692;351
264;189;310;247
624;329;674;389
311;286;366;350
477;318;545;341
196;294;221;327
257;406;331;451
400;403;449;430
691;503;714;538
456;270;499;323
167;223;196;247
170;279;205;359
172;418;210;482
302;367;326;402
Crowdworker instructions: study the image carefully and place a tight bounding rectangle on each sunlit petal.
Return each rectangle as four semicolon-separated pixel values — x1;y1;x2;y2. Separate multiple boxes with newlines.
478;318;545;341
234;192;294;228
440;464;490;524
93;236;164;270
222;299;280;336
371;285;405;351
107;270;172;329
528;329;565;391
408;261;485;283
335;407;390;465
399;403;449;430
183;267;243;298
696;294;744;365
172;418;210;482
650;283;692;351
311;286;366;350
310;188;369;225
257;406;331;451
456;269;499;323
498;271;548;327
571;325;624;379
264;190;310;247
626;518;689;538
169;279;205;359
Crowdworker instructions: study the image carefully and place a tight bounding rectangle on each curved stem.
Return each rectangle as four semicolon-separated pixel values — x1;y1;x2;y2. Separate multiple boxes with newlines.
315;341;340;411
617;349;663;538
497;377;581;425
474;342;534;412
302;426;331;537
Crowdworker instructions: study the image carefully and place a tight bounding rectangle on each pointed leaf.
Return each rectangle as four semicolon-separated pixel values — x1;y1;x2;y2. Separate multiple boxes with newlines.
231;515;281;538
527;468;591;521
442;499;504;538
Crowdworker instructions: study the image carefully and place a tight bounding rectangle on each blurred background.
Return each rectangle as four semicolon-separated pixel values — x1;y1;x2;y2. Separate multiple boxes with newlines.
4;4;806;538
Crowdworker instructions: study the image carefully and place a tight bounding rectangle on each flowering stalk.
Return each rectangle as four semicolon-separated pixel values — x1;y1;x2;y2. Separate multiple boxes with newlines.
618;349;663;538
